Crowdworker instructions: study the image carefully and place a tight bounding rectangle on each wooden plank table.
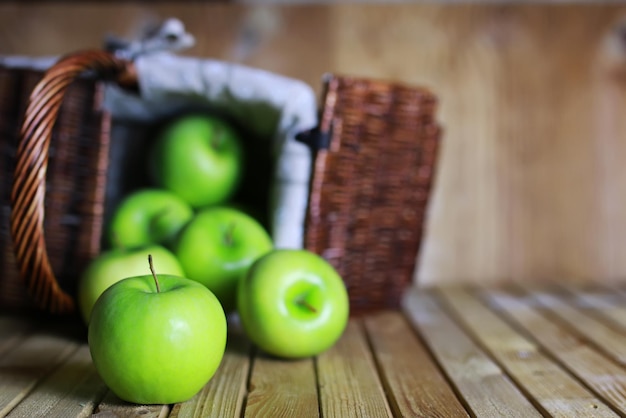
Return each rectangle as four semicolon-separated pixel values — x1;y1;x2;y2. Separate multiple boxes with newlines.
3;284;626;417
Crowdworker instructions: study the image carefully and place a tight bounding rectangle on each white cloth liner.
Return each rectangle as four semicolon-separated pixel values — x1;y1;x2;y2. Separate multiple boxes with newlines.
0;27;318;250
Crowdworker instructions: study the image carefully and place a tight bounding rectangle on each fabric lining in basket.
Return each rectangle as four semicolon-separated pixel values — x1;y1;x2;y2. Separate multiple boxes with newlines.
103;51;318;251
0;53;441;316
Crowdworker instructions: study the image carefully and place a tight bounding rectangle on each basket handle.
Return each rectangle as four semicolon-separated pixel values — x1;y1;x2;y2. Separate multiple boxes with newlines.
10;50;136;314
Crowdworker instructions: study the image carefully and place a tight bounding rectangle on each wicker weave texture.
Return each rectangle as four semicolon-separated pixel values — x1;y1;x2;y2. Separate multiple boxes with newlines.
1;54;441;316
304;75;441;315
0;65;109;313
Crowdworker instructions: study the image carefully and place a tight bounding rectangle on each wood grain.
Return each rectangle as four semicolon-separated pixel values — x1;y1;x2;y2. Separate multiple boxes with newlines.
0;316;32;358
4;3;626;293
0;3;332;98
5;345;106;418
437;287;620;417
522;287;626;366
571;286;626;330
364;311;469;418
0;327;79;417
402;288;542;417
93;391;169;418
169;332;251;418
316;320;392;418
483;287;626;414
244;352;318;417
8;290;626;416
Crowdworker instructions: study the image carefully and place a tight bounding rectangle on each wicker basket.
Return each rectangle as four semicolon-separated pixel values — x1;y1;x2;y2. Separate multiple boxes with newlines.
1;50;441;317
301;75;441;315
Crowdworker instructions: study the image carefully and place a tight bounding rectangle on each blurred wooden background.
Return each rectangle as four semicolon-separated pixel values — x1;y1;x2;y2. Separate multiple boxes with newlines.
3;2;626;288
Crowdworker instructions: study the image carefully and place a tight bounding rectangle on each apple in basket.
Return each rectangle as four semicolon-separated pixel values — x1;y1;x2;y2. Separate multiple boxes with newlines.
88;255;227;405
107;188;194;250
77;245;185;324
237;249;350;359
174;206;273;313
148;113;244;209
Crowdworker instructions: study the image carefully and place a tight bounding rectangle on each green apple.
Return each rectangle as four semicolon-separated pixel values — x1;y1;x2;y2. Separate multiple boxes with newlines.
149;114;244;208
237;249;349;359
107;188;194;250
174;206;273;313
88;256;227;405
78;245;185;324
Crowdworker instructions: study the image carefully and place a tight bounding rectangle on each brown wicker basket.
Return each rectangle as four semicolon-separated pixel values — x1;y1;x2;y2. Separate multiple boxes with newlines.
1;50;441;317
299;75;441;315
1;59;112;314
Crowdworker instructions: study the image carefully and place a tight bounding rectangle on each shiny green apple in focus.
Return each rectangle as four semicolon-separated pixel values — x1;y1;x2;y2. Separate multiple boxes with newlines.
149;114;244;209
237;249;350;359
88;256;227;405
107;188;194;249
77;245;185;324
174;206;273;313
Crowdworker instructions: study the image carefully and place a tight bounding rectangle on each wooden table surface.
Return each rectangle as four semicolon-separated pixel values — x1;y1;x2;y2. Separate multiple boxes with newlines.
3;284;626;417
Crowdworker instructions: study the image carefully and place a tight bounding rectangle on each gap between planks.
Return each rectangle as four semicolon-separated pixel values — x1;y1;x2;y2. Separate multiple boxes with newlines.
12;285;626;418
1;310;464;418
482;284;626;417
403;285;626;418
428;286;626;416
402;288;542;418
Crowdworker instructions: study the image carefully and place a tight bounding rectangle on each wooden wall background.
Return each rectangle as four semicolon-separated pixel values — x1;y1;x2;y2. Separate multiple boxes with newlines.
2;3;626;288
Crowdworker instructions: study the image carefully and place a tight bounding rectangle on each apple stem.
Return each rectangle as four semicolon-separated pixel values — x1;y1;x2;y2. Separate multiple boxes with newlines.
211;126;224;149
224;222;236;246
149;206;172;230
297;298;317;313
111;231;124;250
148;254;161;293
